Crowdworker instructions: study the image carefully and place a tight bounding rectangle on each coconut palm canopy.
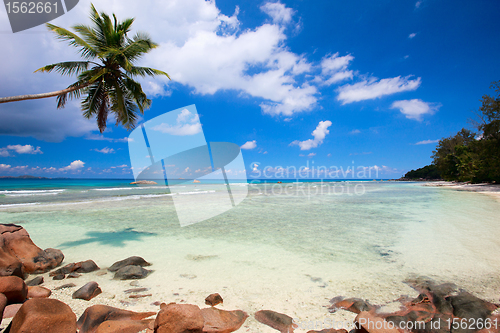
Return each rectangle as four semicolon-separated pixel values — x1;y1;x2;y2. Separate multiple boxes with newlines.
35;4;169;133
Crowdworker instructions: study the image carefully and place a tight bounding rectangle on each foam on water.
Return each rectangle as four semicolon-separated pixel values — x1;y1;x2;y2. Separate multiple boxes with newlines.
0;181;499;331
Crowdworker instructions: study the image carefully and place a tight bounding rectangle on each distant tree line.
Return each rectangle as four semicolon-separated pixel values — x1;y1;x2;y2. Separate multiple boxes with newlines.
403;81;500;183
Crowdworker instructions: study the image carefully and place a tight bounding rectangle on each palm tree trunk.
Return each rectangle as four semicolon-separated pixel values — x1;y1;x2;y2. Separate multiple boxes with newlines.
0;83;90;104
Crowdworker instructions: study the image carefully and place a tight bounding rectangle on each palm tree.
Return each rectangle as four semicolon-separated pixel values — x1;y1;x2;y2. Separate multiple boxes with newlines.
0;4;170;133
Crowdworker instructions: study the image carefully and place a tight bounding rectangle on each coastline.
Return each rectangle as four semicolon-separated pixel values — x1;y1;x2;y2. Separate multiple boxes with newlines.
422;181;500;203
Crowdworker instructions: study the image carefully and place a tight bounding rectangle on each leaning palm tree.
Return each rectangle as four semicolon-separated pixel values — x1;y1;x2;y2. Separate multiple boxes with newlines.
0;4;169;133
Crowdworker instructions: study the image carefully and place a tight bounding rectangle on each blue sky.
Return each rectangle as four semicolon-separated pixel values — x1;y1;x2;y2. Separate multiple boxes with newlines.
0;0;499;179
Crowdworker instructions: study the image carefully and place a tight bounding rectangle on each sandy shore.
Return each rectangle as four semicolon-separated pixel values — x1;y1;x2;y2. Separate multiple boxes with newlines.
423;181;500;203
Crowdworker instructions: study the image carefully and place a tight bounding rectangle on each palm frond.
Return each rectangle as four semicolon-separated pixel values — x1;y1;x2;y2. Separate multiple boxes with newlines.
46;23;97;59
34;61;91;76
128;66;170;79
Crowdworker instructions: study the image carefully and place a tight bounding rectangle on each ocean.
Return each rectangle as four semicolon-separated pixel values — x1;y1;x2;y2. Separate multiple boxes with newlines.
0;178;499;330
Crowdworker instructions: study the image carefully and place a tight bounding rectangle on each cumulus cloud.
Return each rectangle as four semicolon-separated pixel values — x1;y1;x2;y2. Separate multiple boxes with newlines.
93;147;115;154
337;76;421;104
0;164;11;171
59;160;85;171
350;129;361;135
260;1;295;24
291;120;332;150
391;99;440;121
241;140;257;150
317;53;354;85
307;153;316;157
415;139;439;145
409;33;417;39
0;144;43;156
151;109;202;136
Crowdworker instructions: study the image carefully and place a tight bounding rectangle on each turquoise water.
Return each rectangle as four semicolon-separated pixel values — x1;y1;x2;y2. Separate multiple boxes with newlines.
0;179;499;328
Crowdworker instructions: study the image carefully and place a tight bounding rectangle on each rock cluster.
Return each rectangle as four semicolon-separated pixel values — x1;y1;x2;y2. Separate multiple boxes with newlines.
326;277;500;333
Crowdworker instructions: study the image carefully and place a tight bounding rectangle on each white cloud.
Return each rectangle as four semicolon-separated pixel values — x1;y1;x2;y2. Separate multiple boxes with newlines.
7;145;43;154
141;1;318;117
151;109;202;136
260;1;295;25
317;53;354;85
85;135;131;143
307;153;316;157
0;164;11;170
415;0;423;8
93;147;115;154
409;33;417;39
241;140;257;150
391;99;440;121
415;139;440;145
59;160;85;171
0;145;43;156
337;76;421;104
350;129;361;135
290;120;332;150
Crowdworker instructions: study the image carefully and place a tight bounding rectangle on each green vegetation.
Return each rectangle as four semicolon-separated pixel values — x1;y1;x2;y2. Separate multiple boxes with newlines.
402;164;441;180
407;81;500;183
0;4;169;133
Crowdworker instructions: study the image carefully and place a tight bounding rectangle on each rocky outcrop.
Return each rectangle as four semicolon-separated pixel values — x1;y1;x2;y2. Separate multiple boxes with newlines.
0;224;64;278
72;282;102;301
77;305;156;333
0;276;27;304
8;298;77;333
255;310;298;333
154;303;205;333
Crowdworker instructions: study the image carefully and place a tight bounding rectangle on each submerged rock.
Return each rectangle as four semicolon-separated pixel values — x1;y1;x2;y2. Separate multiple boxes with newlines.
255;310;297;333
8;298;76;333
72;281;102;301
77;305;156;333
114;265;150;280
108;256;151;272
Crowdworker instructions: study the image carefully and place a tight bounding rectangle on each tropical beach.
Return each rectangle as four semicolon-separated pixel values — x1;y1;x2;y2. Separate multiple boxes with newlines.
0;180;500;331
1;0;500;332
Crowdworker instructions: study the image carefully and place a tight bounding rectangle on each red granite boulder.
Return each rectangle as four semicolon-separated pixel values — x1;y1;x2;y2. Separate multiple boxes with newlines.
9;298;76;333
0;276;27;304
77;304;156;333
27;285;51;298
72;281;102;301
255;310;298;333
201;307;248;333
95;319;154;333
154;303;204;333
0;224;64;277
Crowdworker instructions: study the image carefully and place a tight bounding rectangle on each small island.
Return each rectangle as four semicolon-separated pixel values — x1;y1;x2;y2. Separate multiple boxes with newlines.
130;180;158;185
